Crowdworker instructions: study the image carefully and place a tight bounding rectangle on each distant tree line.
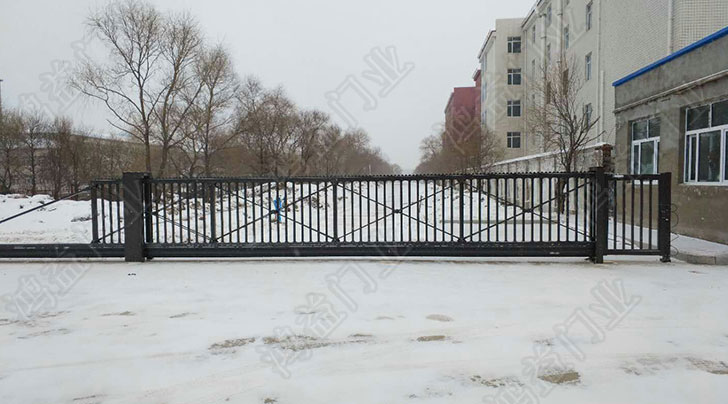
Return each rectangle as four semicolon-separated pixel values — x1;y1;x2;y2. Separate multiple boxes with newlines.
416;110;500;174
0;0;398;197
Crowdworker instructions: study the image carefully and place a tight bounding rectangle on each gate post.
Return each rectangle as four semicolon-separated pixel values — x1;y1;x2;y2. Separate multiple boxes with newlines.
90;184;99;243
592;167;608;263
122;172;150;262
658;172;672;262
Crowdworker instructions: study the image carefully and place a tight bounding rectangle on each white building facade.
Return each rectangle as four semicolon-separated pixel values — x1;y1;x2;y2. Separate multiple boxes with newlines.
479;0;728;171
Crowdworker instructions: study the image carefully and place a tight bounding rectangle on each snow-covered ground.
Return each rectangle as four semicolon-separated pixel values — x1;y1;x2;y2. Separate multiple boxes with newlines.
1;258;727;403
0;194;96;243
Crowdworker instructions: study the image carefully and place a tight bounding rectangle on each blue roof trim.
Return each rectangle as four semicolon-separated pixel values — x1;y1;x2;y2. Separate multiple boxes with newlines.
613;25;728;87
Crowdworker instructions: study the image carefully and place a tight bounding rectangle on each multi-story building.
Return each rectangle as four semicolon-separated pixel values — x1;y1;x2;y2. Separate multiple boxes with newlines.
479;0;728;170
440;70;483;171
444;70;481;136
479;19;527;160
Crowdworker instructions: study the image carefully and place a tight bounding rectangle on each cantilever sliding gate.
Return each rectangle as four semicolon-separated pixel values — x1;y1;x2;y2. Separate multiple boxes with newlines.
80;169;671;263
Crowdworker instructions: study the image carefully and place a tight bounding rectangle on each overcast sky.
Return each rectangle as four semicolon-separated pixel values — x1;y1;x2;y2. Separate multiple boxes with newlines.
0;0;533;171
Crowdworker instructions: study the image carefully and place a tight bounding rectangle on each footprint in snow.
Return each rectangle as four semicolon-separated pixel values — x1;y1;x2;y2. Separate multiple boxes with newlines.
426;314;453;322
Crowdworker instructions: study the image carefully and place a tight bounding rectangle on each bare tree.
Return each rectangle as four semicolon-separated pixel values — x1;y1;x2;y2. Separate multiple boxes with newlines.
235;79;298;176
527;55;601;211
42;118;74;198
0;109;23;193
72;0;163;173
293;109;329;175
21;111;49;194
527;56;600;173
415;126;501;174
153;11;205;177
179;44;239;176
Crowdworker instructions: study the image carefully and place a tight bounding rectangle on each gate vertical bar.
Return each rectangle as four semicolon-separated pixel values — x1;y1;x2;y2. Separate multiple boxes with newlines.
658;172;672;262
458;178;465;242
332;180;339;242
209;182;217;243
122;172;149;262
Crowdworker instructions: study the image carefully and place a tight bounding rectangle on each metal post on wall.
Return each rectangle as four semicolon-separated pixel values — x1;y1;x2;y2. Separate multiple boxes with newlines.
658;172;672;263
122;172;150;262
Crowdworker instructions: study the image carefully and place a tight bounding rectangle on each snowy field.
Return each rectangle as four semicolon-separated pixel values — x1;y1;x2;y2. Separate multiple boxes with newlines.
1;258;727;404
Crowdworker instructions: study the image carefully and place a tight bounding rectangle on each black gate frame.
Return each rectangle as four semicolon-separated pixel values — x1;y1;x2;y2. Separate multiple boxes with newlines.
0;170;671;263
119;169;670;263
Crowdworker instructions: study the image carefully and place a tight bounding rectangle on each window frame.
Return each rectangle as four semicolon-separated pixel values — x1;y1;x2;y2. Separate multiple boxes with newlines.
585;52;592;81
507;68;522;85
630;117;660;175
684;101;728;185
507;36;522;53
584;103;593;126
507;100;522;117
586;2;593;31
546;5;552;27
507;132;522;148
564;26;570;49
546;43;551;65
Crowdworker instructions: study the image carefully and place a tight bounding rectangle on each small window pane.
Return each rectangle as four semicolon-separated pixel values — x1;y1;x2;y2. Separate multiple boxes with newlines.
640;141;655;174
698;130;721;182
712;99;728;127
632;120;648;140
649;117;660;138
687;106;710;131
632;145;639;174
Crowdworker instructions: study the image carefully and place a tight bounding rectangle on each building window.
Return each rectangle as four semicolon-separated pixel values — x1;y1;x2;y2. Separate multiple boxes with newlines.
507;68;522;85
508;36;522;53
631;117;660;175
507;100;521;117
483;82;488;101
584;103;593;126
546;81;552;104
532;25;536;42
546;43;551;65
585;52;592;81
564;26;570;49
546;5;552;27
531;59;536;77
507;132;521;148
586;2;593;31
684;99;728;184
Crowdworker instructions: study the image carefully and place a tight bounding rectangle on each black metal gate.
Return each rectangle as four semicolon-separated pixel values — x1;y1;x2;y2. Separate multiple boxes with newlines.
82;169;671;262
